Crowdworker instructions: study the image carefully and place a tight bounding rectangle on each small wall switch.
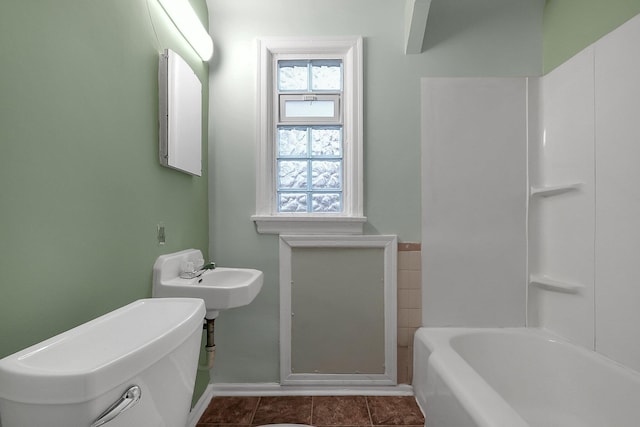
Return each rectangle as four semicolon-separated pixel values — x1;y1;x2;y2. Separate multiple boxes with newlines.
157;223;166;245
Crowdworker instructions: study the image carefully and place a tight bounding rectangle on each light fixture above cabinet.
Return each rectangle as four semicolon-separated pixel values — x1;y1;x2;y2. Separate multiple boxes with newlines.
157;0;214;61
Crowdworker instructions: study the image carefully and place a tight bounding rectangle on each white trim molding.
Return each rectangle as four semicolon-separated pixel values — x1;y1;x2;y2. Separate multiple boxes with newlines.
210;382;414;396
253;36;364;235
186;384;214;427
252;214;367;235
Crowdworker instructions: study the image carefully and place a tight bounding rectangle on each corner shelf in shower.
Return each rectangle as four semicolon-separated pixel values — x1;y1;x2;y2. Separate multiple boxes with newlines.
530;183;581;198
529;275;584;294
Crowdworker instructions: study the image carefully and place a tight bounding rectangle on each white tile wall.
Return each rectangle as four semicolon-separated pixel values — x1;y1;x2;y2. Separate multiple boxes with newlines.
397;247;421;384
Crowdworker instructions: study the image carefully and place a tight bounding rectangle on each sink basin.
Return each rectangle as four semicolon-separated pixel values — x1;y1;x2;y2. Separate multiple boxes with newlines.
155;268;263;314
152;249;263;318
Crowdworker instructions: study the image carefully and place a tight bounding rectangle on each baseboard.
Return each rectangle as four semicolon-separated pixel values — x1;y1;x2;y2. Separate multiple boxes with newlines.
186;383;214;427
210;382;414;396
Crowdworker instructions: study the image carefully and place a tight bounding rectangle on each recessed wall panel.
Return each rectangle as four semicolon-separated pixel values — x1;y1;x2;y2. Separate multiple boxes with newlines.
279;235;397;386
291;247;385;374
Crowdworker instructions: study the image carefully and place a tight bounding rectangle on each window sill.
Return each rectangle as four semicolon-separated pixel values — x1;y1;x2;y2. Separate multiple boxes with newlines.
251;215;367;235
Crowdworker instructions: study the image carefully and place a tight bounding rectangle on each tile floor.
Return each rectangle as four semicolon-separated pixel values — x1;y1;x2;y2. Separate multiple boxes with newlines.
197;395;425;427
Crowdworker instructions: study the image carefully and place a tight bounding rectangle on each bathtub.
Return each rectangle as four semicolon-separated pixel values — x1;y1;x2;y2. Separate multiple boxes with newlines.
413;328;640;427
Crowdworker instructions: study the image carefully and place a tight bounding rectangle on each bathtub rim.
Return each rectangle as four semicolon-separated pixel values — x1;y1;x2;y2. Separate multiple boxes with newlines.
414;326;640;427
415;327;533;427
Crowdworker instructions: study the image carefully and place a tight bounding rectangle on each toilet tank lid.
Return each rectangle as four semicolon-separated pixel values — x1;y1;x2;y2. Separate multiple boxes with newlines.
0;298;205;404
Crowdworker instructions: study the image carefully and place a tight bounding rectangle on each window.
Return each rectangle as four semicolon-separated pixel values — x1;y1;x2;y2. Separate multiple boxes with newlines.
277;60;342;213
252;37;365;234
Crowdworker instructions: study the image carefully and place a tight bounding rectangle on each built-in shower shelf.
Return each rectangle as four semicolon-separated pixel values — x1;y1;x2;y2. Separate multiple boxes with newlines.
529;275;584;294
530;183;581;198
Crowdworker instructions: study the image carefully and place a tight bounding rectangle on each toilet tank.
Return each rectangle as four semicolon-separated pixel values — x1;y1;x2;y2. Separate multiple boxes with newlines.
0;298;205;427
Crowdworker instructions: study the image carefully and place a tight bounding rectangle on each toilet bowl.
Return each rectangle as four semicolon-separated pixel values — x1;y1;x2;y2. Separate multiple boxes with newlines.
0;298;205;427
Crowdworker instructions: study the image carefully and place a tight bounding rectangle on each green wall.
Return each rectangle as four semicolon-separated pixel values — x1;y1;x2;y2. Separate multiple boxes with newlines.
0;0;209;404
543;0;640;72
207;0;543;383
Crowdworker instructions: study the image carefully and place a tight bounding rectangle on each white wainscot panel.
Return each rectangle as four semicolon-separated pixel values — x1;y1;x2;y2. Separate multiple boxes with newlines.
594;13;640;371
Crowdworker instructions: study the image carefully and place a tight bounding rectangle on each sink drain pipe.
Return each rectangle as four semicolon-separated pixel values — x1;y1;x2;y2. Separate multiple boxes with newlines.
199;318;216;370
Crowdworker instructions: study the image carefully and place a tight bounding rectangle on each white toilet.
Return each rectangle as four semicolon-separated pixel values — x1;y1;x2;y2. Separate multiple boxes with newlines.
0;298;205;427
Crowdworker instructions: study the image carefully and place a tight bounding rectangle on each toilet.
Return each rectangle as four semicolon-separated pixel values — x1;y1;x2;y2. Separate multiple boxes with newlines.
0;298;205;427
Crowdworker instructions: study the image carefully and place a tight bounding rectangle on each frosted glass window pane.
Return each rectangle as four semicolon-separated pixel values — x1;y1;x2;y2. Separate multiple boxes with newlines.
279;193;308;212
312;193;341;212
279;63;308;91
311;127;342;156
274;57;346;215
311;160;341;190
311;63;342;91
278;127;309;156
278;160;308;190
285;100;335;118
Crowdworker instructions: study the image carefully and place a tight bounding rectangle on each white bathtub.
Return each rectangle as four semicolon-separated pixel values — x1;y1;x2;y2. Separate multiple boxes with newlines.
413;328;640;427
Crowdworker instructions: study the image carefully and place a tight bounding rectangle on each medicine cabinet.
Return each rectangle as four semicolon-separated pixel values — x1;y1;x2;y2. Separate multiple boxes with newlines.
158;49;202;176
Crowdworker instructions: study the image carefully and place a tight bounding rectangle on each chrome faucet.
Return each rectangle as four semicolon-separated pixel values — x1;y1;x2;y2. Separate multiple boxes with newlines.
201;261;216;270
179;260;216;279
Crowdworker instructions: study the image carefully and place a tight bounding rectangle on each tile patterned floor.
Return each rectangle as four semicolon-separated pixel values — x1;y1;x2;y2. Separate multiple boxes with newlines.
197;395;425;427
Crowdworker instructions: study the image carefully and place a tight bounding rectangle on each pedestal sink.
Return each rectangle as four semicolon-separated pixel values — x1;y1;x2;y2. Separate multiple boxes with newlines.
152;249;263;319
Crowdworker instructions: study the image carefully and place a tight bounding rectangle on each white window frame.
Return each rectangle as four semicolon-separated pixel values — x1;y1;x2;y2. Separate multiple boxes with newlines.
252;36;366;235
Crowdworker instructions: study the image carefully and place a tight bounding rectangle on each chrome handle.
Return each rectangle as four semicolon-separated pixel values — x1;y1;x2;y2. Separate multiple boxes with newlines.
90;385;142;427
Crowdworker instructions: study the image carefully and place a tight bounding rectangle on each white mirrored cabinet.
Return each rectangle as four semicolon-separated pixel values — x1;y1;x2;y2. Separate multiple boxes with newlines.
158;49;202;176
